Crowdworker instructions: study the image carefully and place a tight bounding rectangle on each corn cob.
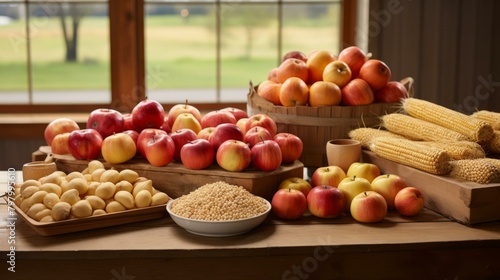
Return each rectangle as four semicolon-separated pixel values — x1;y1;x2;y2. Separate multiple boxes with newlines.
381;113;469;142
421;141;486;160
472;110;500;130
369;137;451;175
402;98;494;143
348;127;405;148
485;130;500;154
449;159;500;184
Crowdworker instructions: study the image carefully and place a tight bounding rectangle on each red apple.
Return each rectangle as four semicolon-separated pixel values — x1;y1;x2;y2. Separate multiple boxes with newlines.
220;107;248;121
236;117;249;135
271;188;307;220
50;132;71;155
350;191;387;223
216;140;251;172
341;78;374;106
307;185;345;219
197;127;216;141
279;77;309;107
171;112;202;134
68;129;103;160
322;60;352;88
306;49;336;84
209;123;245;151
170;128;198;161
136;128;168;158
143;132;175;167
268;67;279;83
371;174;408;210
166;100;203;130
359;59;391;91
246;114;277;137
346;162;381;183
251;138;282;171
180;139;215;170
310;166;347;188
244;126;273;147
86;108;124;139
44;118;80;146
201;110;237;128
273;133;303;163
282;50;308;63
337;176;373;211
394;187;425;216
374;81;409;103
338;46;369;78
160;116;171;133
257;80;282;106
122;129;139;146
101;132;137;164
276;58;309;84
122;113;136;131
132;99;165;132
279;177;312;197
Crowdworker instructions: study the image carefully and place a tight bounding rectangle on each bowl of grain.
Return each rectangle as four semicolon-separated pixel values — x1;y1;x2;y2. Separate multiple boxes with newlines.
166;181;271;237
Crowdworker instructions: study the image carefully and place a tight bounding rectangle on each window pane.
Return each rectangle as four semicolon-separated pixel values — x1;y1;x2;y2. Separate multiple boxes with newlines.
145;3;217;103
0;3;29;104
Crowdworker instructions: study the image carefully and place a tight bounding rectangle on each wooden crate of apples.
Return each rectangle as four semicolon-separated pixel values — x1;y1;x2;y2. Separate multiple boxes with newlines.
257;46;410;107
272;162;425;223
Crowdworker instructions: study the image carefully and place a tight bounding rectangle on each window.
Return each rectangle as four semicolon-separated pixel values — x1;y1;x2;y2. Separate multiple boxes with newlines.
0;0;354;112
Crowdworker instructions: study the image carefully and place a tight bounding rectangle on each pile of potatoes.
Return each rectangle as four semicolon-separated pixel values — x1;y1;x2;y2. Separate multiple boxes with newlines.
14;160;171;222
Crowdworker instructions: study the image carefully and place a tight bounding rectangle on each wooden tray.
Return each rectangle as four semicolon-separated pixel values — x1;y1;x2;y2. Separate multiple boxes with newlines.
362;150;500;226
5;196;167;236
37;146;304;201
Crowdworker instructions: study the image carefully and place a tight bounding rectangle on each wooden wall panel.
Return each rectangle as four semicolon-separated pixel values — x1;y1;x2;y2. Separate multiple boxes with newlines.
368;0;500;113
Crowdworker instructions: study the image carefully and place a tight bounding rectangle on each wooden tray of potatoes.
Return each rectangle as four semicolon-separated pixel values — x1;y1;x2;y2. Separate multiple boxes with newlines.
5;195;167;236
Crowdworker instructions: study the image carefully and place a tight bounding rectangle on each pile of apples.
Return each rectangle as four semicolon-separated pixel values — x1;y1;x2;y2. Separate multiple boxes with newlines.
271;162;425;223
257;46;409;107
44;99;304;172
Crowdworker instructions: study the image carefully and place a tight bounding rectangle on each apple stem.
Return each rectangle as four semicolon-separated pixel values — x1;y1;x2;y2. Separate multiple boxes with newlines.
259;135;265;143
352;175;356;181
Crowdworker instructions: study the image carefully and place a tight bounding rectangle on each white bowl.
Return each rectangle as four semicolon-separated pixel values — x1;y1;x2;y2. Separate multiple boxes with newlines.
166;198;271;237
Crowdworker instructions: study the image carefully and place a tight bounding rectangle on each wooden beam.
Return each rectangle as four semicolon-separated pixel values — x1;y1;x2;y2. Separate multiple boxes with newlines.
341;0;358;48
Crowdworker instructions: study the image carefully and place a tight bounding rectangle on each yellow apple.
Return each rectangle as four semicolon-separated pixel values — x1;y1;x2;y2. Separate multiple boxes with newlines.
171;113;202;134
337;176;372;212
279;177;312;197
306;50;336;84
308;81;342;107
371;174;408;210
346;162;381;183
101;133;137;164
279;77;309;107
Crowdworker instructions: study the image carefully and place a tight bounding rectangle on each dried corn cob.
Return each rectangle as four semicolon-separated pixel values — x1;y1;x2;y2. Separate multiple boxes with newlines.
369;137;451;175
348;127;405;148
449;159;500;184
485;130;500;154
472;110;500;130
402;98;494;143
421;141;485;160
381;113;469;142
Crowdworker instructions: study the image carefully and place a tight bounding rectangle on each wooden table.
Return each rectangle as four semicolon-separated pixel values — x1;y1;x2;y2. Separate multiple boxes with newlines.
1;172;500;280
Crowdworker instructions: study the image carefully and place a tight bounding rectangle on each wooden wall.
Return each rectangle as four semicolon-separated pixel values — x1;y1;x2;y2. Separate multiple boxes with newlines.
368;0;500;113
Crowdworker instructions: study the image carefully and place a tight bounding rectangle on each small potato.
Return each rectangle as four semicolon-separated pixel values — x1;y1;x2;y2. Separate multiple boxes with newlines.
87;181;100;195
39;172;63;185
43;193;60;209
20;179;42;193
88;160;105;174
119;169;139;183
71;200;93;218
105;201;126;213
91;168;106;182
27;203;48;220
66;178;89;195
60;189;80;206
14;194;23;207
100;169;120;184
34;208;52;222
85;195;106;210
135;190;152;208
95;182;117;200
92;209;107;216
132;180;153;197
134;177;149;184
151;192;170;206
21;185;39;198
51;202;72;221
20;190;48;212
39;183;62;197
66;171;86;182
84;174;92;182
114;191;135;209
81;167;90;175
115;180;133;193
40;215;55;223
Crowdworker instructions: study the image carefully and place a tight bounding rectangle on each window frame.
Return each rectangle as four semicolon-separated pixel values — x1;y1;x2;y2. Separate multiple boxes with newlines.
0;0;357;113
